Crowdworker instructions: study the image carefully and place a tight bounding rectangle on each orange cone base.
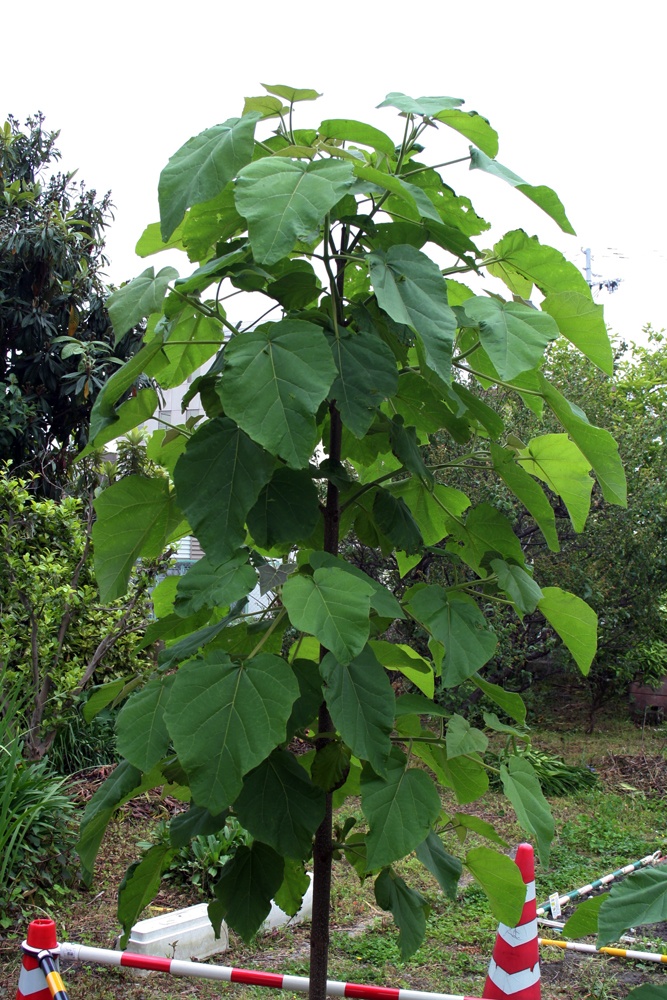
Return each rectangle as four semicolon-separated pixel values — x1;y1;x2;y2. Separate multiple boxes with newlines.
16;955;52;1000
482;844;540;1000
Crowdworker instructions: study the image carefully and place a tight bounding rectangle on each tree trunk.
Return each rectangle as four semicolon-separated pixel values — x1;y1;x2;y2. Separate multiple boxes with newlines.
309;402;342;1000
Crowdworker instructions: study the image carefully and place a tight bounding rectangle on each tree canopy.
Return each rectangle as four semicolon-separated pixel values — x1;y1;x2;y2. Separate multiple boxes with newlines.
78;86;625;999
0;114;141;494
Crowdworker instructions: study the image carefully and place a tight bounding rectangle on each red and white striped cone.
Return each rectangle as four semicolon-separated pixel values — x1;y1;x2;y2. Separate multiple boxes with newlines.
17;919;68;1000
483;844;540;1000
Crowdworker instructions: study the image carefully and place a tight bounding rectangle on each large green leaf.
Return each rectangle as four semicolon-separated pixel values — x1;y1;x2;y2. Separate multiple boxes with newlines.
220;320;337;468
623;987;667;1000
282;567;375;665
107;266;178;340
540;378;627;506
446;503;525;574
500;756;554;865
247;467;321;550
174;550;257;616
370;641;434;698
490;443;559;552
308;551;404;620
78;388;158;459
392;371;463;435
377;93;464;116
561;894;606;939
389;479;470;546
372;490;423;556
274;858;311;917
88;333;168;443
598;869;667;947
235;750;325;859
374;869;430;959
465;846;526;926
490;560;543;616
433;109;498;157
118;845;176;946
541;291;613;375
235;157;354;264
405;588;497;687
182;184;245;261
471;674;526;726
538;586;597;675
93;476;181;601
361;750;441;870
77;762;161;882
415;831;462;900
164;651;298;813
320;647;394;777
470;150;575;234
440;753;489;803
368;245;456;384
319;119;395;156
486;230;590;298
388;415;433;484
518;434;593;532
327;328;398;438
262;84;321;103
135;220;186;258
173;417;274;564
153;312;223;389
169;805;230;848
462;297;559;380
115;677;174;773
446;714;488;758
159;115;260;240
266;259;321;309
210;842;284;943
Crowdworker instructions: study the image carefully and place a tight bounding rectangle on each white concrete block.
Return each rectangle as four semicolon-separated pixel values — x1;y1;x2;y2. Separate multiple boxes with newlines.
126;873;313;966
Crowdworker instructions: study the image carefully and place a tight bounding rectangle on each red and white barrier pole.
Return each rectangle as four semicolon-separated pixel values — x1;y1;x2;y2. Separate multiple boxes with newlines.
59;942;484;1000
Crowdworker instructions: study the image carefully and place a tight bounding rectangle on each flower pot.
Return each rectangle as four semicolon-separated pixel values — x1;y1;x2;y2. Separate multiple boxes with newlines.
629;676;667;723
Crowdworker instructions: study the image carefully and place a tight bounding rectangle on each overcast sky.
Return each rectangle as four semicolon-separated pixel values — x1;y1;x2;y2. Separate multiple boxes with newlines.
6;0;665;343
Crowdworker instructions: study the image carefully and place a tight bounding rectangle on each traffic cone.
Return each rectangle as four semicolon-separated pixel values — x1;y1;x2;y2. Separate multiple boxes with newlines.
17;919;68;1000
483;843;540;1000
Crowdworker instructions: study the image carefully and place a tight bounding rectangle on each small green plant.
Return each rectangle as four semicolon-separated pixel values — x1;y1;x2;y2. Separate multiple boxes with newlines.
138;817;253;898
487;744;598;796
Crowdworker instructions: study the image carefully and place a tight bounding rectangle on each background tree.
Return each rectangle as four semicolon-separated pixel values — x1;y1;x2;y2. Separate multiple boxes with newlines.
0;459;163;760
79;86;623;1000
0;114;142;495
440;331;667;724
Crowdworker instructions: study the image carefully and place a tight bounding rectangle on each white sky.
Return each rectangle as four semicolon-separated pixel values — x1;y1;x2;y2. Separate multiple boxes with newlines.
6;0;666;343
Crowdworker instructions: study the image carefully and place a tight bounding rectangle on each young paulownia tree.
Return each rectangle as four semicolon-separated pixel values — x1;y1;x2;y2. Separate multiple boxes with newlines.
78;86;625;999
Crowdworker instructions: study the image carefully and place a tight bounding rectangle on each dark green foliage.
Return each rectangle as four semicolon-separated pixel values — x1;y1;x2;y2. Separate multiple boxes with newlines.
0;115;142;494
